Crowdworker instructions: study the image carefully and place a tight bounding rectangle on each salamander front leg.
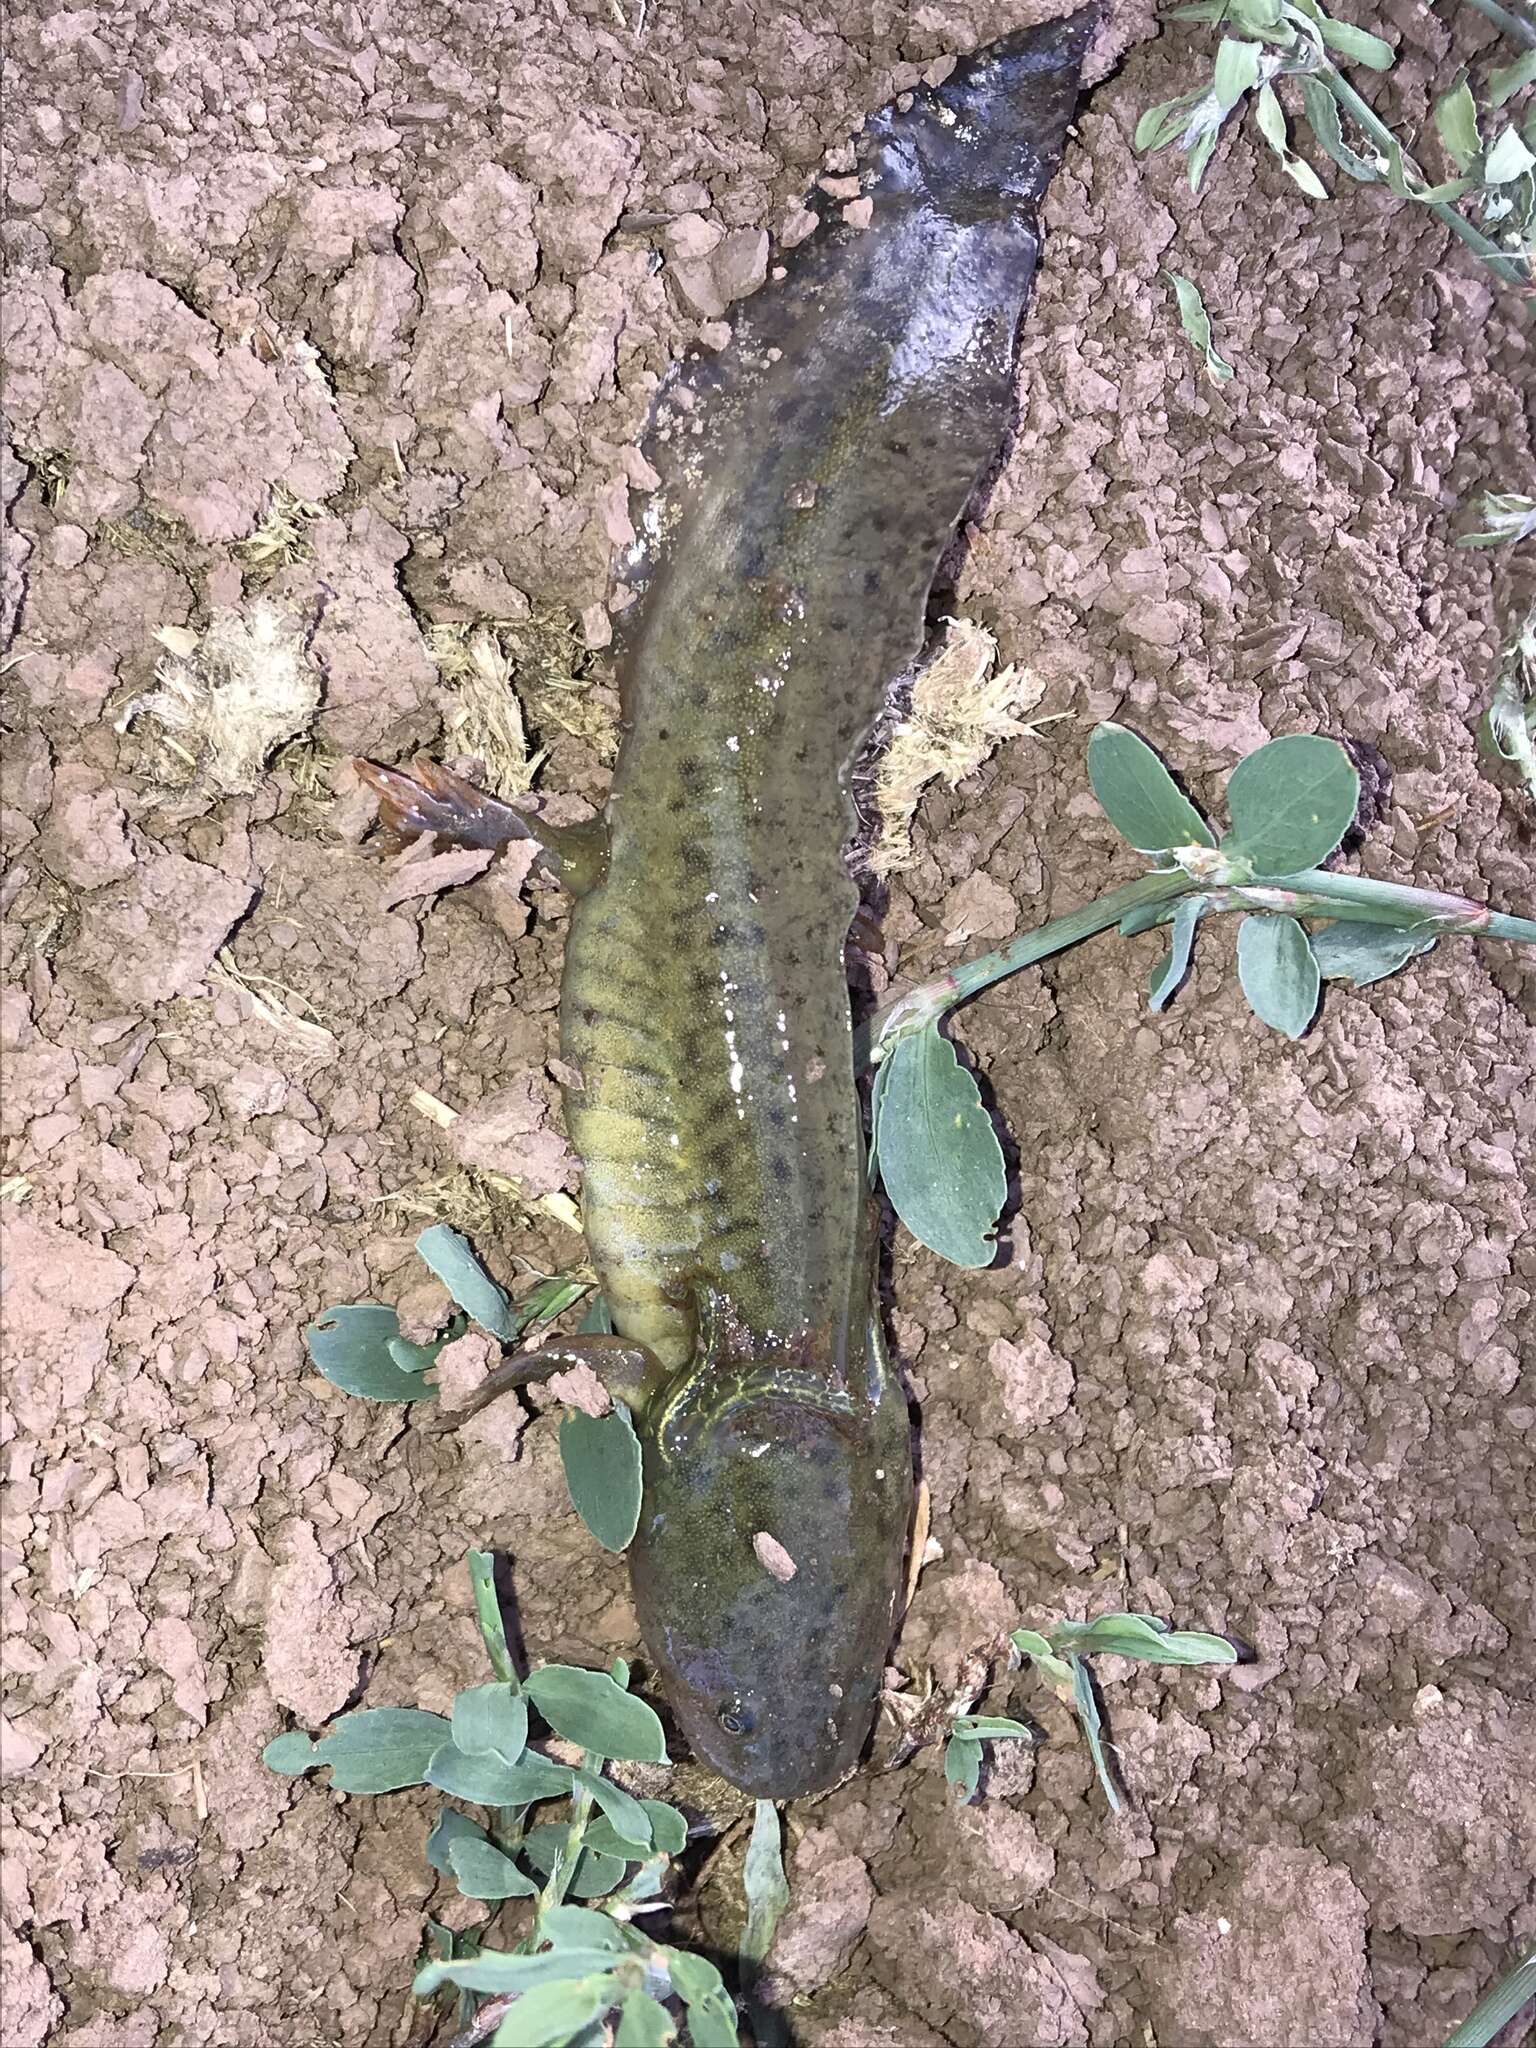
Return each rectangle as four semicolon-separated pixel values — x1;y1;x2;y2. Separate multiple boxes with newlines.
427;1332;664;1431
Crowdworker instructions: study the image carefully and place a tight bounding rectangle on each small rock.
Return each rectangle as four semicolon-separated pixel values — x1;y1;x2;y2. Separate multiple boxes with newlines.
546;1362;610;1418
753;1531;797;1582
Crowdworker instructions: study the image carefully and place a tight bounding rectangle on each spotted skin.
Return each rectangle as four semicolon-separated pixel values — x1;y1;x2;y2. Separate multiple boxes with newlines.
559;12;1097;1798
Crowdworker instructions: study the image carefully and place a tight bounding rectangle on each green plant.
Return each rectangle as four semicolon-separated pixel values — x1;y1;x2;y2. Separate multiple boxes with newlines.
1457;493;1535;798
1444;1942;1536;2047
1136;0;1536;288
1165;268;1234;381
306;1225;646;1549
1459;488;1536;548
940;1613;1234;1809
266;1552;744;2046
865;725;1536;1266
1483;605;1536;794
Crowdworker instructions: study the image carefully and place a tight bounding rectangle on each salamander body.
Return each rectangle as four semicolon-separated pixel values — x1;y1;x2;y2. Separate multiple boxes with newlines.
559;11;1097;1796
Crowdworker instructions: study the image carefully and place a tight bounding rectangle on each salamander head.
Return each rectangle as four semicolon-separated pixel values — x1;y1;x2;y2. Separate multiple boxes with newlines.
629;1370;912;1799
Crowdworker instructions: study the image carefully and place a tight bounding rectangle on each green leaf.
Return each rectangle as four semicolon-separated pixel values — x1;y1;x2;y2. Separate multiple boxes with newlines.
1049;1612;1238;1666
521;1824;628;1900
1149;895;1204;1013
1253;81;1329;196
262;1731;320;1775
1236;914;1321;1039
517;1274;591;1331
536;1907;633;1952
1444;1944;1536;2048
1489;51;1536;109
453;1684;529;1765
1087;722;1215;854
467;1548;517;1686
1316;16;1393;69
1253;78;1289;156
580;1292;615;1335
1068;1656;1121;1812
1485;125;1536;183
1165;270;1234;382
741;1799;791;1973
1228;0;1283;28
667;1951;739;2048
944;1731;983;1802
1026;1649;1076;1693
560;1407;644;1554
424;1916;478;1963
1280;152;1328;198
1223;733;1359;874
310;1707;453;1794
525;1666;670;1763
1308;920;1437;986
425;1807;491;1873
1435;78;1482;171
415;1224;515;1340
585;1800;688;1862
1187;123;1221;191
1213;34;1263;111
575;1768;653;1853
953;1715;1037;1741
386;1312;467;1376
425;1742;575;1807
1297;75;1380;181
1384;139;1474;203
449;1835;542;1900
489;1975;620;2046
871;1023;1005;1269
681;1991;742;2048
618;1991;679;2048
1135;88;1208;153
305;1303;438;1402
415;1947;628;1996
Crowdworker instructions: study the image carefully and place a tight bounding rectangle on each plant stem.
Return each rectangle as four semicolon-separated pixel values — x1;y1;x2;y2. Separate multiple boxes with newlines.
538;1756;597;1917
1246;868;1536;939
860;864;1536;1062
855;869;1184;1064
1315;64;1530;285
1459;0;1536;50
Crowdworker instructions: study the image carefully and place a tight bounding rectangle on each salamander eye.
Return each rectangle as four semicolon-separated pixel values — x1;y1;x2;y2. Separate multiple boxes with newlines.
716;1697;754;1737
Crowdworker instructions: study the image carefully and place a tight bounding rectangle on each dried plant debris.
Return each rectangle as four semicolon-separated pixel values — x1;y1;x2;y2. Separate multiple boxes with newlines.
117;601;320;795
205;949;338;1057
869;618;1051;878
235;482;324;568
17;445;72;507
99;502;200;571
511;608;621;760
425;622;541;797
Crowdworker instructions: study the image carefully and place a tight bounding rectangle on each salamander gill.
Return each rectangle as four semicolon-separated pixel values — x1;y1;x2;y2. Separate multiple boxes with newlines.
362;7;1098;1798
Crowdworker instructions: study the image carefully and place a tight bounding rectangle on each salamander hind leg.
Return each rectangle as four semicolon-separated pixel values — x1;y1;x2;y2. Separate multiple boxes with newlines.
354;756;609;892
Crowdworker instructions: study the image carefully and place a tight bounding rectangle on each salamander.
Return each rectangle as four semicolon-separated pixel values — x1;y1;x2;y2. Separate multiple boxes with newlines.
362;9;1096;1797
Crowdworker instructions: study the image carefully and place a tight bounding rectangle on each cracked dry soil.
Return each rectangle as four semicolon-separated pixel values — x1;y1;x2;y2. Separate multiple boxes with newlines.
2;2;1533;2045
